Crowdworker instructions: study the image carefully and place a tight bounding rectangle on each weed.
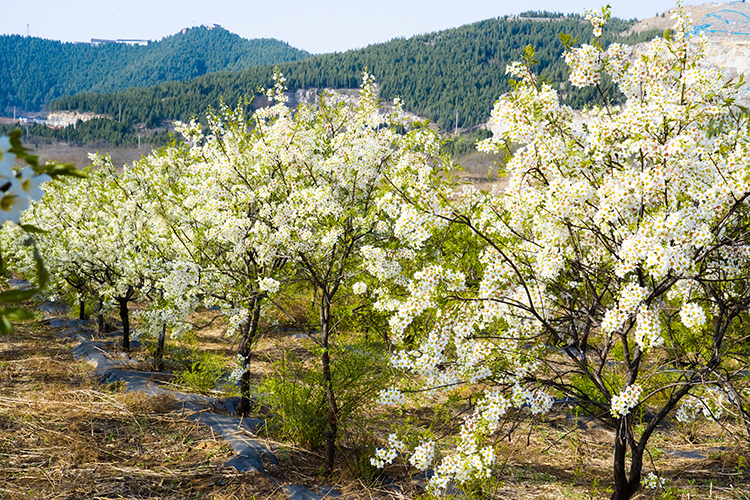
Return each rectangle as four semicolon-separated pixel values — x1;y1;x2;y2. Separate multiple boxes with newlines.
169;333;231;395
258;334;392;452
590;478;613;499
660;486;682;500
172;355;226;395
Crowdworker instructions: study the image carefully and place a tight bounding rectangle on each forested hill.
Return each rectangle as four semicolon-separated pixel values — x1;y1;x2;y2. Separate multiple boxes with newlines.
0;27;311;112
49;14;659;131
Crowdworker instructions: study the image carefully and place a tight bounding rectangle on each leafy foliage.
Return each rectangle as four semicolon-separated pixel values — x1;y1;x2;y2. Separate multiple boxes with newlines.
259;337;391;451
0;129;80;332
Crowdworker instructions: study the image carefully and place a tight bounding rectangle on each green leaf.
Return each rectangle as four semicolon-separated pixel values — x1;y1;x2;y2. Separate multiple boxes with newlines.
0;307;34;320
0;288;38;303
0;316;12;334
20;238;48;289
19;224;48;234
523;45;539;66
6;129;25;155
35;163;86;179
559;33;578;49
6;129;39;167
24;154;40;166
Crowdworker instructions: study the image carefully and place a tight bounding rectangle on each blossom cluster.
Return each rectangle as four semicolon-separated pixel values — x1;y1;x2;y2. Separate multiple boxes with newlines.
371;433;408;468
584;6;610;38
642;472;665;489
352;281;367;295
377;387;406;406
564;44;602;88
675;387;732;423
409;440;435;471
611;384;643;418
227;354;246;385
634;305;663;352
601;282;648;334
258;277;280;294
679;302;706;331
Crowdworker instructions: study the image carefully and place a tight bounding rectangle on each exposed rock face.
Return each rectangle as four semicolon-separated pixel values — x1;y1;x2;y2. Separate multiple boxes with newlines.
630;2;750;38
705;40;750;102
631;2;750;106
46;111;110;128
287;87;360;107
284;86;427;123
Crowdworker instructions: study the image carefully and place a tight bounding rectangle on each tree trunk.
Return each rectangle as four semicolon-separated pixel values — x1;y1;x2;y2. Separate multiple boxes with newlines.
96;297;106;334
155;323;166;371
627;447;645;498
612;418;629;500
320;293;339;474
117;296;130;352
611;417;642;500
116;286;137;352
78;297;86;320
238;297;262;417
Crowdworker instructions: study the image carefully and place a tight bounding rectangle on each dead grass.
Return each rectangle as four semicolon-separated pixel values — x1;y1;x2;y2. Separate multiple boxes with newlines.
26;141;158;172
0;320;273;500
453;150;509;193
2;313;749;499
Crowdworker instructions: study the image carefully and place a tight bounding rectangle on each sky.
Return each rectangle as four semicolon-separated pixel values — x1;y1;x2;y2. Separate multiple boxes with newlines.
2;0;709;54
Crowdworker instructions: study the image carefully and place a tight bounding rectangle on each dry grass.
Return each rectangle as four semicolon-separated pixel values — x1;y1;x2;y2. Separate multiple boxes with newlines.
482;414;750;500
2;313;749;499
0;320;276;500
25;141;158;172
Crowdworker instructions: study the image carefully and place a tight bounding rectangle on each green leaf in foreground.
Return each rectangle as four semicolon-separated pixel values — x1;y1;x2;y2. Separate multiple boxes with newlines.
19;224;48;234
0;307;34;320
0;288;38;303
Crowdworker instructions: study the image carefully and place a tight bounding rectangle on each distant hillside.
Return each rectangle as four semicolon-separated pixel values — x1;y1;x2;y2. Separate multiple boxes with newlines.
49;15;659;131
0;27;311;113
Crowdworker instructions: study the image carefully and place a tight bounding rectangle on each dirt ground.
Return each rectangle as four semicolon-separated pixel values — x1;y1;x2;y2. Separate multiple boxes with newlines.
1;308;749;499
23;141;158;172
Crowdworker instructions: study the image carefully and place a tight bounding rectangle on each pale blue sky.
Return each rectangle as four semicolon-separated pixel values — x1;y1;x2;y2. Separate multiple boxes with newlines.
3;0;707;54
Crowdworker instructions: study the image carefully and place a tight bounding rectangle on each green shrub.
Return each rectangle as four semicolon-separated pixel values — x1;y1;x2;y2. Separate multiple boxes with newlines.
169;333;230;395
172;350;228;395
259;335;392;452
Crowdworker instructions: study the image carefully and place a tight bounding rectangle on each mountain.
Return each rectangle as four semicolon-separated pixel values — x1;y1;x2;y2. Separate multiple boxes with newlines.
0;26;311;113
47;14;658;132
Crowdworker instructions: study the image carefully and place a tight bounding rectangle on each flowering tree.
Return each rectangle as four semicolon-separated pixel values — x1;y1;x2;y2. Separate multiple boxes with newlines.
133;72;447;466
96;152;203;364
228;73;447;471
368;6;750;499
23;158;162;351
137;106;287;408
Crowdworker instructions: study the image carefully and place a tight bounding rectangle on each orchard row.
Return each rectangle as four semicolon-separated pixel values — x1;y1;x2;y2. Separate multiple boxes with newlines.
2;6;750;499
